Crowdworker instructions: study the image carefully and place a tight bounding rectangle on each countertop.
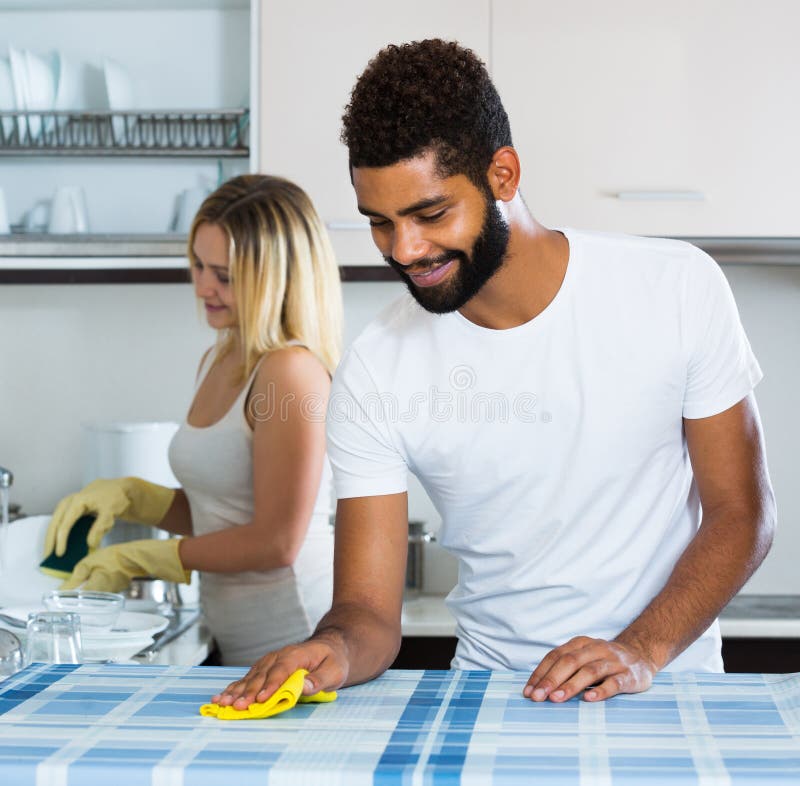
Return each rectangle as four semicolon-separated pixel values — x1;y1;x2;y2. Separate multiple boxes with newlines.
401;593;800;639
154;594;800;666
3;593;793;675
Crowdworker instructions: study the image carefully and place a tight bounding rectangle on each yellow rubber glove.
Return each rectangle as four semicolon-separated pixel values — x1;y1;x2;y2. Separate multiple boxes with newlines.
199;669;337;720
45;477;176;558
60;537;191;593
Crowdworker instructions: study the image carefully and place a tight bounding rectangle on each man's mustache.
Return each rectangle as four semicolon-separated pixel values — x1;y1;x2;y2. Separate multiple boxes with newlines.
384;251;466;277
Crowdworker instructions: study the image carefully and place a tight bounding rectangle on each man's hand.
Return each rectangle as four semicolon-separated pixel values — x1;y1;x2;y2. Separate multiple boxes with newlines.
211;635;349;710
523;636;658;703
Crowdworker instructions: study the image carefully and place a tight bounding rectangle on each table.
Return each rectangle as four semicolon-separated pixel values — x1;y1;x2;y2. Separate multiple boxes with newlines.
1;664;799;784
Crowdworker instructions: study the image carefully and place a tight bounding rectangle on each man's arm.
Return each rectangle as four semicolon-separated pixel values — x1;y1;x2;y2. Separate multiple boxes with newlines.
525;393;776;703
212;492;408;708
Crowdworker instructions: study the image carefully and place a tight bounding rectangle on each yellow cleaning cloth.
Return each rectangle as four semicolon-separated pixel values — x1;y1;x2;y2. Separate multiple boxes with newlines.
199;669;337;720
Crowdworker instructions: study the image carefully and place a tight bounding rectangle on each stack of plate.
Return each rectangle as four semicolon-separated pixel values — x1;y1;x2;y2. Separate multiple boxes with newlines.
82;610;168;661
0;47;128;143
0;605;168;662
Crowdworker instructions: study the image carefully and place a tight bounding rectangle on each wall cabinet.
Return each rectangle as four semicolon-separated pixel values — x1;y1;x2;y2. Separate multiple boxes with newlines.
491;0;800;237
259;0;800;258
256;0;490;266
0;0;251;272
5;0;800;281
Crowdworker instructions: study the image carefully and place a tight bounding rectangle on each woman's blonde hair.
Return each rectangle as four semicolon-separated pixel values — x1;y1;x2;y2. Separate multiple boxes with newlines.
187;175;343;380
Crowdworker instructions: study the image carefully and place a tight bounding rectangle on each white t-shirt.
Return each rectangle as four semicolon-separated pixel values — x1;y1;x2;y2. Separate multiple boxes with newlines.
327;228;762;672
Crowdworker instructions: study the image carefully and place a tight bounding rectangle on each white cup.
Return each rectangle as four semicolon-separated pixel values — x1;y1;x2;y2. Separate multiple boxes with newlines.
24;199;50;232
0;188;9;234
48;186;89;234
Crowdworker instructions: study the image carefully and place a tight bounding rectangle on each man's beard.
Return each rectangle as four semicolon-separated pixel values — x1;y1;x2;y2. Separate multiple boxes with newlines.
385;195;510;314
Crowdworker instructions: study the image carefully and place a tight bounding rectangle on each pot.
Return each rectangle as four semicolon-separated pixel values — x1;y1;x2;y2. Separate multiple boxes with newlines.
123;577;181;615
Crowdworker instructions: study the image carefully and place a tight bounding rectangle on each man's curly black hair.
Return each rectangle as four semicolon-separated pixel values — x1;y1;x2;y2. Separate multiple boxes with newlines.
341;39;512;189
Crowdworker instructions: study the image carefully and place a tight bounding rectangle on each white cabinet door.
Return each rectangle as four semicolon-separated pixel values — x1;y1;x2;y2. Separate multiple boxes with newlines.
257;0;490;264
492;0;800;237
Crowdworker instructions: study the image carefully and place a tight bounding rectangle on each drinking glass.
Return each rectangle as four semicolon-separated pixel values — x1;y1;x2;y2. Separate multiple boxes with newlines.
0;630;23;678
25;611;83;664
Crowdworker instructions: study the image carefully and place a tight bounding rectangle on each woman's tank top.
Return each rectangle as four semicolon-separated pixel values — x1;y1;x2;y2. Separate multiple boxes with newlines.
168;345;334;665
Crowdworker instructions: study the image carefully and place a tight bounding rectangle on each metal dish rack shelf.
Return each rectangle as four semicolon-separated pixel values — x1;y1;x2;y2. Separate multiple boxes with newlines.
0;109;249;157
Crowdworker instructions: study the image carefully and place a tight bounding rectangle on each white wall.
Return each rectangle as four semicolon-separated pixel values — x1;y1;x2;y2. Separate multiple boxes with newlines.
0;265;797;595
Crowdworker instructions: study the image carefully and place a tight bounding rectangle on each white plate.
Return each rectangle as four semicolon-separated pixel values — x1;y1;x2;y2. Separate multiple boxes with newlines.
54;53;107;111
86;611;168;642
8;46;30;139
102;57;133;109
0;58;15;138
83;635;155;662
25;49;56;137
0;607;168;642
103;57;134;139
24;50;55;112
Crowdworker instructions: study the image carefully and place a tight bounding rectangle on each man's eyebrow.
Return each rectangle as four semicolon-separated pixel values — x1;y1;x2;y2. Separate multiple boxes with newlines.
357;194;451;218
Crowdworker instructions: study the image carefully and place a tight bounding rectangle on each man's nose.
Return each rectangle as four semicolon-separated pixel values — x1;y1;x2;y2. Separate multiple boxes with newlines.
390;223;431;266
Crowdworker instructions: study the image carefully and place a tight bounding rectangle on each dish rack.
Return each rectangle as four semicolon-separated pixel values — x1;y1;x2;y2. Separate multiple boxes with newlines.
0;109;249;157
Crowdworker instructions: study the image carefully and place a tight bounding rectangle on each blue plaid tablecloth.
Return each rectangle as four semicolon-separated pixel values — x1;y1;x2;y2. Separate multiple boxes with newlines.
1;664;798;785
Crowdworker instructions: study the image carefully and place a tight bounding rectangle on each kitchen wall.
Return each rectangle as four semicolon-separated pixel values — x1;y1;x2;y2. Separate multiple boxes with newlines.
0;265;798;594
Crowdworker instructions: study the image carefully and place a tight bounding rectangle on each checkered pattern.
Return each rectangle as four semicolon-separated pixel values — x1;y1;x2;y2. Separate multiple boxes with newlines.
1;664;798;784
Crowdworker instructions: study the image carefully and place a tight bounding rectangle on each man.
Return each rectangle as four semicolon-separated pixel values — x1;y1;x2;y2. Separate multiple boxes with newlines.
214;39;775;707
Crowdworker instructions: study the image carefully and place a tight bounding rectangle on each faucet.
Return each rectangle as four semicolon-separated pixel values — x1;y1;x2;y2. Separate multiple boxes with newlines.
0;466;12;528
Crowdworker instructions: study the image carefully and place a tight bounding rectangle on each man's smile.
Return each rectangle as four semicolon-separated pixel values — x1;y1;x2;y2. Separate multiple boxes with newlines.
407;258;457;287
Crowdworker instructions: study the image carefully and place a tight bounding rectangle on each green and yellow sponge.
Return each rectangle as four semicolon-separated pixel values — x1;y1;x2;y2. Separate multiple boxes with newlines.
39;515;95;579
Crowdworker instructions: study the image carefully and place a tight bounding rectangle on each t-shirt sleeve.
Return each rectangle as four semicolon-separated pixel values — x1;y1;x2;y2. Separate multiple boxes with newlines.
326;345;408;499
682;247;763;419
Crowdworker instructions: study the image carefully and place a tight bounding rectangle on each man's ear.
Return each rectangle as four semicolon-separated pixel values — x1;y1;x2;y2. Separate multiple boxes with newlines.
486;147;521;202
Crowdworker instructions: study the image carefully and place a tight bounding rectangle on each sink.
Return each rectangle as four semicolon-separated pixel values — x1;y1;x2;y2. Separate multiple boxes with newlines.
0;515;61;607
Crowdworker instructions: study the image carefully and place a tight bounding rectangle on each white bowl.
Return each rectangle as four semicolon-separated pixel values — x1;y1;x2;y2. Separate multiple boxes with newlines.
43;590;125;630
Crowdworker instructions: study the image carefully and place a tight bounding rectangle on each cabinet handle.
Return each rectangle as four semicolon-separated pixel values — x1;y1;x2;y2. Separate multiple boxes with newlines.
614;191;707;202
326;221;371;230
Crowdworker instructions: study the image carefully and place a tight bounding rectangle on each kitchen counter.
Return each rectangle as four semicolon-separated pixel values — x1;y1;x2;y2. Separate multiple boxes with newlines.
2;663;799;784
401;593;800;639
148;593;800;669
3;594;794;674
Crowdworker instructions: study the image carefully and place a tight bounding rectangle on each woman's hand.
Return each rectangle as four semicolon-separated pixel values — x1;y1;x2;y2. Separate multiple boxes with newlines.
61;538;191;592
44;477;175;558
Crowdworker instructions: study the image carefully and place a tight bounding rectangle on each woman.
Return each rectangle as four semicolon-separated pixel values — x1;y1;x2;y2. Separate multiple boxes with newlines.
44;175;343;665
